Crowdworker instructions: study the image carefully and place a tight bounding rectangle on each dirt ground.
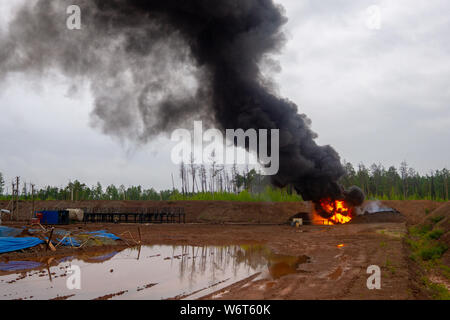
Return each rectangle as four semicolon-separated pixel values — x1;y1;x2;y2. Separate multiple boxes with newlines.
0;200;311;224
381;200;443;225
1;200;448;300
0;222;420;300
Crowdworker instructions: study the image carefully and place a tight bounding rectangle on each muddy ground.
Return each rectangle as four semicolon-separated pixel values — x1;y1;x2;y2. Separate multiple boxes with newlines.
1;200;448;300
2;199;440;224
0;223;420;299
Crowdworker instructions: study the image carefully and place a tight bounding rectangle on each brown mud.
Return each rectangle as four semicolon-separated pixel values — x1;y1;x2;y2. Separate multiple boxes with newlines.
0;200;448;300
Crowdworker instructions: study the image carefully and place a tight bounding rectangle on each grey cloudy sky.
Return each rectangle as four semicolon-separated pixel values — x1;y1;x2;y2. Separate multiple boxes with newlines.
0;0;449;191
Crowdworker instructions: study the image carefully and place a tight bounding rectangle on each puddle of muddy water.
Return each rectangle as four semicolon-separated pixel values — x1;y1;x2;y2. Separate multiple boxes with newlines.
0;245;310;300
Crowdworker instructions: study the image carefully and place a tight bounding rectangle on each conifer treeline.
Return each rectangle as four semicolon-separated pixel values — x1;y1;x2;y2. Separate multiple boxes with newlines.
0;161;447;201
340;161;448;201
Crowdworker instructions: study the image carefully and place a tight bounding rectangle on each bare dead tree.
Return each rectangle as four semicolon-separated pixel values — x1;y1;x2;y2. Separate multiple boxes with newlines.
180;161;186;195
224;169;230;192
244;165;250;192
189;153;197;194
217;165;224;192
209;151;217;194
232;162;238;194
200;164;207;193
400;161;409;199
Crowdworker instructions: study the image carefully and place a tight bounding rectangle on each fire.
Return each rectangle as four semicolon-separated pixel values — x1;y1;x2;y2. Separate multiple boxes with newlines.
317;199;353;225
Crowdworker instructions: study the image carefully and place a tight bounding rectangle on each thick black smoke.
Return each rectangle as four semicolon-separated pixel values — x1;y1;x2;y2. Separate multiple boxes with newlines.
0;0;346;201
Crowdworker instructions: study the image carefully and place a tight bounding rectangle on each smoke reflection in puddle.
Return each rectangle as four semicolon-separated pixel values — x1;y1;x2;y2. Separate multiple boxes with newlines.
0;245;310;300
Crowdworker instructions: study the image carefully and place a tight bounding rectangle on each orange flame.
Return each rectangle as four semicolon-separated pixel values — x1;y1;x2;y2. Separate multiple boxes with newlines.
318;199;353;225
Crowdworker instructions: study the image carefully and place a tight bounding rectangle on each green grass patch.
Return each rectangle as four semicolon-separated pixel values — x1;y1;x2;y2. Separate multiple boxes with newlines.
430;216;444;224
407;224;448;262
407;220;449;299
385;258;397;275
376;229;404;239
439;264;450;280
422;277;450;300
169;187;303;202
427;229;445;240
409;224;432;236
418;243;448;261
407;234;447;261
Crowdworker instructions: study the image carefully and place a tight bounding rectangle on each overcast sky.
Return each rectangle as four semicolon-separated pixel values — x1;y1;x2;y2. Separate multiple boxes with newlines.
0;0;449;191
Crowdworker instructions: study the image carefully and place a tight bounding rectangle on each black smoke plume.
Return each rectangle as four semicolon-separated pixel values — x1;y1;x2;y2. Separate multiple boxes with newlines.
0;0;346;201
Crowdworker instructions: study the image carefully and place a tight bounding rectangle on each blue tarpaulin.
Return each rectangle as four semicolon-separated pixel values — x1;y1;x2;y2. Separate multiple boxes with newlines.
49;230;120;246
28;229;80;247
0;237;44;254
0;228;120;253
85;230;120;240
0;226;22;238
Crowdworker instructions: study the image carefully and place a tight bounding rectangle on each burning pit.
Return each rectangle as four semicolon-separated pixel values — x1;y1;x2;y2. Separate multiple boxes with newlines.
311;186;365;225
314;199;354;225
